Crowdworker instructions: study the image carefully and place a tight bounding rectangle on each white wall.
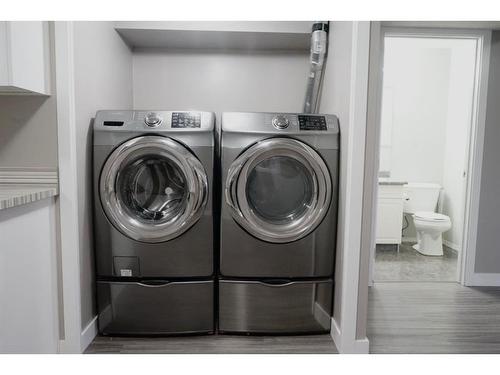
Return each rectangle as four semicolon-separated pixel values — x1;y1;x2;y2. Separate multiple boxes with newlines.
132;49;308;114
380;37;477;250
72;21;133;332
320;21;371;353
0;23;58;169
0;199;59;353
380;37;451;182
441;40;477;250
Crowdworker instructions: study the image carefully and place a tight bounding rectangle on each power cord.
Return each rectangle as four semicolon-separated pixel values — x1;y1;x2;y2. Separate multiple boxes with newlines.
402;214;409;235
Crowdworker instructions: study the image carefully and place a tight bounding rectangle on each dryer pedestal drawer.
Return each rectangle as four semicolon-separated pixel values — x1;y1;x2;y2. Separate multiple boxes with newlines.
218;279;332;334
97;280;214;335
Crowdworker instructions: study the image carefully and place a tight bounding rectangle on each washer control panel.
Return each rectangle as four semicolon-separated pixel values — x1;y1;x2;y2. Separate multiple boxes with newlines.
298;115;327;131
272;114;290;129
144;112;162;127
171;112;201;128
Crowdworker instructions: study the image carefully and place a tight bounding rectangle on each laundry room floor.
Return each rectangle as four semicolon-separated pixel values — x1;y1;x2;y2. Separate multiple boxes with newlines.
368;282;500;353
85;334;338;354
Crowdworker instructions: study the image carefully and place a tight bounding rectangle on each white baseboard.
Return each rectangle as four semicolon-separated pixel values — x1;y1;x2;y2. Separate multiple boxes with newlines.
443;240;460;252
469;273;500;286
80;316;98;353
313;302;332;331
402;237;416;243
330;318;370;354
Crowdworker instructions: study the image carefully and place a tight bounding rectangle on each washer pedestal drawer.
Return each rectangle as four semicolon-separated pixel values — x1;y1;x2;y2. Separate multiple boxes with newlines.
218;279;332;334
97;280;214;335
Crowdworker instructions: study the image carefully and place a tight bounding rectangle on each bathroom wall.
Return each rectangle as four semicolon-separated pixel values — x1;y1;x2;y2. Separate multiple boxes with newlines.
380;37;451;182
380;37;477;250
441;40;477;251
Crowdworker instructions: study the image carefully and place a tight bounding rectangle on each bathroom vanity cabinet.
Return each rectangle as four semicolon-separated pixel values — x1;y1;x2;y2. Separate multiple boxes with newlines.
376;183;405;245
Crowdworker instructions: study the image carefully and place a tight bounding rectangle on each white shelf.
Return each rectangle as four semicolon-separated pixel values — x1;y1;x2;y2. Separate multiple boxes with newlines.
115;21;314;51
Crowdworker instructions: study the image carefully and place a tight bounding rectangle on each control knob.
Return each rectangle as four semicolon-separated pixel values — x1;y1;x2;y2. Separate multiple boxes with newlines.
272;115;289;129
144;112;162;127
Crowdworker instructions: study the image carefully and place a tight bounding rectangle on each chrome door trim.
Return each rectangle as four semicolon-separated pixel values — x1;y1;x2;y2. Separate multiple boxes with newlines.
225;138;331;243
100;135;208;243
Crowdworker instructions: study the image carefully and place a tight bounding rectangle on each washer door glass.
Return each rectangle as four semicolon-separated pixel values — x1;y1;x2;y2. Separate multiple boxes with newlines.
100;136;208;243
117;155;188;222
246;156;314;225
225;138;332;243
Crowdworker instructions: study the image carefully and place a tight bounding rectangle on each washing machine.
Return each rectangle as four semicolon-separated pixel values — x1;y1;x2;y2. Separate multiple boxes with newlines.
218;112;339;334
93;110;215;335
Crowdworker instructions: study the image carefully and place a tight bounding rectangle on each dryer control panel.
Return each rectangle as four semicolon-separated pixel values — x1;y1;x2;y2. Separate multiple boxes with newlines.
298;115;327;131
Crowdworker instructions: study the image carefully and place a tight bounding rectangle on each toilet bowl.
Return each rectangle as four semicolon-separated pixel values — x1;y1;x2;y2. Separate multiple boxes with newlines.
412;211;452;256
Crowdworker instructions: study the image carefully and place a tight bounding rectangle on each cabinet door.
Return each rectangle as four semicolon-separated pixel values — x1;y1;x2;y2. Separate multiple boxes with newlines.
0;21;49;95
376;198;403;244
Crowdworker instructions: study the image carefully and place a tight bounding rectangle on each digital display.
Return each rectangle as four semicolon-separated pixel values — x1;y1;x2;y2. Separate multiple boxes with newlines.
171;112;201;128
298;115;327;131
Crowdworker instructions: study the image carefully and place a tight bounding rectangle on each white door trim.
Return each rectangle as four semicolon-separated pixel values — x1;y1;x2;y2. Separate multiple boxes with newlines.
54;21;83;353
330;21;371;354
366;26;491;287
460;30;491;286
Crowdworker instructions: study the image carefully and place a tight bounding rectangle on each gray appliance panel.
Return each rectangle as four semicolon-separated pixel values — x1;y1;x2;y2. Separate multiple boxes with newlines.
218;279;332;334
97;280;214;335
94;110;215;132
93;143;214;278
222;112;339;135
219;146;338;277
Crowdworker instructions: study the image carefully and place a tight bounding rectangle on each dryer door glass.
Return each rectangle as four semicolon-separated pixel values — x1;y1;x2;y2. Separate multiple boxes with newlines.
100;136;208;243
246;156;314;225
225;138;332;243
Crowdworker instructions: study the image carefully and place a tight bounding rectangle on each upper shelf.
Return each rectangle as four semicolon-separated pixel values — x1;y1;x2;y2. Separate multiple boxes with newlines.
114;21;314;51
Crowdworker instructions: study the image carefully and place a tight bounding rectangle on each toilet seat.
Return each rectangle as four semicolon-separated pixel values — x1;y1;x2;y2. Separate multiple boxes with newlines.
414;211;450;222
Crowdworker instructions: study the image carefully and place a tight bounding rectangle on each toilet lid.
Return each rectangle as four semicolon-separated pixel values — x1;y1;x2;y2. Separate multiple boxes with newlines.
414;211;449;222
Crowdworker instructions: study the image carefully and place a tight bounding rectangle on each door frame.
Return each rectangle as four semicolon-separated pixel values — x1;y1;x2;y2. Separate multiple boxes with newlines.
366;26;491;286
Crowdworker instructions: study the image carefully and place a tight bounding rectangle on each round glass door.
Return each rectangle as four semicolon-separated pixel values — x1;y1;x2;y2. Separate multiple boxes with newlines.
246;156;314;224
225;138;331;243
100;136;208;243
116;155;188;222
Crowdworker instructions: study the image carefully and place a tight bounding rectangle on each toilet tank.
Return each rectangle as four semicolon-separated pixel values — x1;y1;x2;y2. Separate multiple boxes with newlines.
403;182;442;214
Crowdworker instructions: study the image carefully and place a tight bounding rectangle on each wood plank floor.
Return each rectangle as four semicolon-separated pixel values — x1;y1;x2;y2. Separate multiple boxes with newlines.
85;334;337;354
368;282;500;353
85;282;500;354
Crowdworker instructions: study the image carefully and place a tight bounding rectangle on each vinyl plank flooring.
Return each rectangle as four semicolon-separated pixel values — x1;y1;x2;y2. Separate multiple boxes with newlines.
86;282;500;354
368;282;500;353
374;244;458;282
85;334;337;354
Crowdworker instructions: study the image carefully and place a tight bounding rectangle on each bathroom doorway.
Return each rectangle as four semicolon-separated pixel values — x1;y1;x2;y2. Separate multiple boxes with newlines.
369;28;491;284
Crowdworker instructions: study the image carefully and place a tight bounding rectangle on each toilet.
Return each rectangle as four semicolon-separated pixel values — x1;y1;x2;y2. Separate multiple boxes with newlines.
413;212;452;256
403;183;452;256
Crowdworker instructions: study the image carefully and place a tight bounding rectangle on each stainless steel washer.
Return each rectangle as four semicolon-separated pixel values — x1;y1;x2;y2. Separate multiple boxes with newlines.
218;112;339;334
93;110;215;335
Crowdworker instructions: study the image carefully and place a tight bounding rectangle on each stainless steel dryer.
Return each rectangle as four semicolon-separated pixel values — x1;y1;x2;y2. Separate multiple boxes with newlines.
93;110;215;335
218;112;339;334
